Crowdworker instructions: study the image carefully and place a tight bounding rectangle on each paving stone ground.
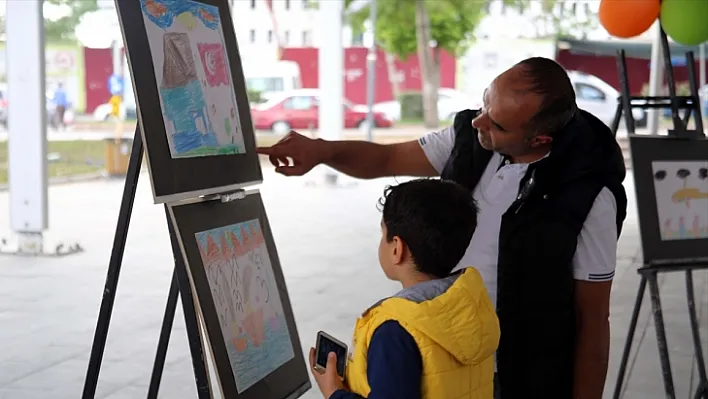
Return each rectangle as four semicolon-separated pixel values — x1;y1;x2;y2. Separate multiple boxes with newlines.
0;168;705;399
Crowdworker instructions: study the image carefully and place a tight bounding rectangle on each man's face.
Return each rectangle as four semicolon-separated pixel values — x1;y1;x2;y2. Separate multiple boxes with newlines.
471;68;551;157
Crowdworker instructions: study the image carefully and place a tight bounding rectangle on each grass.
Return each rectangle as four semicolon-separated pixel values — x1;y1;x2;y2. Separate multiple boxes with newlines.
0;140;106;185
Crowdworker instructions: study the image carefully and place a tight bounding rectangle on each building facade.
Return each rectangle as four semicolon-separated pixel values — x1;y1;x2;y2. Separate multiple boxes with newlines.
231;0;362;62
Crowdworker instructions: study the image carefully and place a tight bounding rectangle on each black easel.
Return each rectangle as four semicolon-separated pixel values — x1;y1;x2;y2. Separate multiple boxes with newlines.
610;28;708;399
81;124;212;399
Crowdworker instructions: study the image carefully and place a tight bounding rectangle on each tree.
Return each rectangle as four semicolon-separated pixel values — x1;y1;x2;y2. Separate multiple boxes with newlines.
502;0;599;39
348;0;486;128
44;0;99;43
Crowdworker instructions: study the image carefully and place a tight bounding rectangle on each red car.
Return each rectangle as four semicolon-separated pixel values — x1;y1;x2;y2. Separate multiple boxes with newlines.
250;89;393;134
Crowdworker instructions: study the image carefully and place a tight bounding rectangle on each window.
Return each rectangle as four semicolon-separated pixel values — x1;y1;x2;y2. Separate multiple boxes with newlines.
285;0;290;10
250;0;256;9
283;96;313;110
575;83;606;102
249;29;256;43
246;77;285;92
303;0;310;9
283;30;290;45
267;30;273;43
302;31;311;46
352;32;364;46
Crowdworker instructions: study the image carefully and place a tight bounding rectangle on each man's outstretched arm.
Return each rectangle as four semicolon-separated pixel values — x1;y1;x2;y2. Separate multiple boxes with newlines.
256;132;439;179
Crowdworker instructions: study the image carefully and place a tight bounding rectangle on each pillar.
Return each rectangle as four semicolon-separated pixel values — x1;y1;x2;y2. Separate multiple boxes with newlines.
6;0;47;254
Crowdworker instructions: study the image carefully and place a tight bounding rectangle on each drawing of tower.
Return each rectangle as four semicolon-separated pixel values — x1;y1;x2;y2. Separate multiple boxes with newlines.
160;32;217;156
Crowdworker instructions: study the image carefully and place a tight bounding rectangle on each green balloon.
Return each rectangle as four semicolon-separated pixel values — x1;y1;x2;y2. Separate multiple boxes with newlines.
661;0;708;46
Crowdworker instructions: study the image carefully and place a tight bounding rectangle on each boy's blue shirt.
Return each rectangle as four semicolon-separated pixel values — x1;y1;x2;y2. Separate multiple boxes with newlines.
329;320;422;399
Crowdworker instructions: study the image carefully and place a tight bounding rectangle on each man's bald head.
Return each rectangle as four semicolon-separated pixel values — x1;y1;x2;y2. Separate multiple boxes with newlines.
512;57;577;136
472;57;578;161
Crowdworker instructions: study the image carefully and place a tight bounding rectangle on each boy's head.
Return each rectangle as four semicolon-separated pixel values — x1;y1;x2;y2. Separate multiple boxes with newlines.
377;179;478;281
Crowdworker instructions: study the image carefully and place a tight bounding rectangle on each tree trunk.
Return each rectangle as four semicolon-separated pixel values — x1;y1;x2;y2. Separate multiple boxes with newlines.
385;52;401;100
414;0;439;128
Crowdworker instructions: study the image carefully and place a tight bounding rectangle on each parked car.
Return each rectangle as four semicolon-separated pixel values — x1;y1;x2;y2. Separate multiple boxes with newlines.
372;88;480;123
250;88;393;134
0;85;74;129
568;71;647;129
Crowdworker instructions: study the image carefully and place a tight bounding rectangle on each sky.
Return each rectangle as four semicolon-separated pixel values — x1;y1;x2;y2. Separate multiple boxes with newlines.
0;0;73;20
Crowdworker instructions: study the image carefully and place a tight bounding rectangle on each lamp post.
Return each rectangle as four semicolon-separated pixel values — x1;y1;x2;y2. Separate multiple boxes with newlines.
365;0;377;142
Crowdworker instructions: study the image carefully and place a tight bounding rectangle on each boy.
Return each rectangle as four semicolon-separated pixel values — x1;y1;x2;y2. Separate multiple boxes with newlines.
309;178;500;399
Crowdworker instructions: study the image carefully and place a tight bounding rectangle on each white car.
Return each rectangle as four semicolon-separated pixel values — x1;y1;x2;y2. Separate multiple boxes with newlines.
372;88;479;122
568;71;646;129
372;73;646;128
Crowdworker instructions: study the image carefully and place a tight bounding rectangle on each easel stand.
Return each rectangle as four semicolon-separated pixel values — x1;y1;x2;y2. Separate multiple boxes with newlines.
81;124;212;399
611;27;708;399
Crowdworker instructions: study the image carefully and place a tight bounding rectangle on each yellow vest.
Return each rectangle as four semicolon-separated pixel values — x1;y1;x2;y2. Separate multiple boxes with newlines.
346;268;500;399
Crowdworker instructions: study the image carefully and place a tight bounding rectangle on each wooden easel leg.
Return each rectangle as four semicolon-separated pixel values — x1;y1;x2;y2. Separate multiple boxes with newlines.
686;270;708;399
146;269;180;399
175;260;212;399
146;207;212;398
646;271;677;399
83;127;144;399
613;276;647;399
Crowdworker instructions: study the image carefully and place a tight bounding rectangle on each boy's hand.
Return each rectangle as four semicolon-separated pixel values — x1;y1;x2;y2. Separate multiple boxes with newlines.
309;347;346;398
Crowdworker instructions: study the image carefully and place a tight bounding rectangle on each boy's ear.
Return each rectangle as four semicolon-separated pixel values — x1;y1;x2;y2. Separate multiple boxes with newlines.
391;235;405;265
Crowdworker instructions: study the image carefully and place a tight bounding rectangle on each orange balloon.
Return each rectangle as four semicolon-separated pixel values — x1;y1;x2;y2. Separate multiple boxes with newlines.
599;0;660;38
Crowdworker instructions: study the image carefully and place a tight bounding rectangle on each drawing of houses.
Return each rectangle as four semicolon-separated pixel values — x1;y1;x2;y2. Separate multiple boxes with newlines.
159;32;218;155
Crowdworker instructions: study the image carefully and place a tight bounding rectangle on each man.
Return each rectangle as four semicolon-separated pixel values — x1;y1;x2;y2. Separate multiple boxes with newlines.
257;57;628;399
52;82;69;130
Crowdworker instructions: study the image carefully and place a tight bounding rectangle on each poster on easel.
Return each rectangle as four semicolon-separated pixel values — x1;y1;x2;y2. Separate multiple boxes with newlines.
629;135;708;264
116;0;262;204
167;190;311;398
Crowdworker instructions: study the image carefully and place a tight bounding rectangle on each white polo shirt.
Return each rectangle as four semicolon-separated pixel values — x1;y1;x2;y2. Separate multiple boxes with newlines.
419;127;618;308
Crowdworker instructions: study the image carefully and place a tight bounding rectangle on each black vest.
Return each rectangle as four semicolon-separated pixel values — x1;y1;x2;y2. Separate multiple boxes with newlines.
441;109;628;398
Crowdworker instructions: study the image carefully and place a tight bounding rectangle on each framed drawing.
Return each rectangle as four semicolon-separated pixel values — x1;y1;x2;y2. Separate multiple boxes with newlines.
168;191;310;399
116;0;262;204
629;134;708;265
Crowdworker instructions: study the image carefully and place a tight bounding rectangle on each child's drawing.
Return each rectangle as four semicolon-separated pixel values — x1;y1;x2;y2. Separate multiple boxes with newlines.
652;161;708;240
196;220;294;393
141;0;245;158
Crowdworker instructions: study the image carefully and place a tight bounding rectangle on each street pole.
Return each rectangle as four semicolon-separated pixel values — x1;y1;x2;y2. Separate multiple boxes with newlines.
647;22;664;135
318;0;344;186
5;0;47;255
365;0;377;142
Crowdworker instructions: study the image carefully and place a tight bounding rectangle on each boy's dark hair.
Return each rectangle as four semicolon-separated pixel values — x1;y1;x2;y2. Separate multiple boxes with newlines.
378;179;478;278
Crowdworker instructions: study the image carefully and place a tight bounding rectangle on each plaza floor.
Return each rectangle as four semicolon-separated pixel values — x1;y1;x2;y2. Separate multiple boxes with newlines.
0;169;705;399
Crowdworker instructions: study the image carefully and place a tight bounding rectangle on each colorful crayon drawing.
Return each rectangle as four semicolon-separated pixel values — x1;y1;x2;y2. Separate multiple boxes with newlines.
141;0;245;158
652;161;708;241
196;220;294;393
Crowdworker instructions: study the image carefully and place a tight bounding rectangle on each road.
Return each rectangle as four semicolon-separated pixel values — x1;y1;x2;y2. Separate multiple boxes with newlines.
0;169;705;399
0;126;429;143
0;125;649;143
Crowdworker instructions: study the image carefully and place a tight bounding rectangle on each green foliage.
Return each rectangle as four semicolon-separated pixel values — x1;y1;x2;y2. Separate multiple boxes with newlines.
247;89;264;104
398;92;424;120
347;0;486;60
44;0;99;43
501;0;598;39
641;82;692;97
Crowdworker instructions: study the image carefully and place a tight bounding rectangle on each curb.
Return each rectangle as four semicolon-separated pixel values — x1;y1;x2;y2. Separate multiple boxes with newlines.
0;172;107;193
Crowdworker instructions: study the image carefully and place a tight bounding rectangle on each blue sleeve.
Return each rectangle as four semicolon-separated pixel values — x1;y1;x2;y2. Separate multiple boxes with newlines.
329;320;422;399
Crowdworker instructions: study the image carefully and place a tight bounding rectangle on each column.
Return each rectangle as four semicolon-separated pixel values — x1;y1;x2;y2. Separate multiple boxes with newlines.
6;0;47;254
317;0;344;185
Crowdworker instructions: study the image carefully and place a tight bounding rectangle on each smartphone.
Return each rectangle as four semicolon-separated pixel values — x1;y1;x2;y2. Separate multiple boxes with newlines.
314;331;348;378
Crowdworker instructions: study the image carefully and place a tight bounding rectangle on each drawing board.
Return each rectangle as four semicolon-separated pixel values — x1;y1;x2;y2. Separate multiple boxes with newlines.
629;135;708;264
116;0;262;203
168;191;310;398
